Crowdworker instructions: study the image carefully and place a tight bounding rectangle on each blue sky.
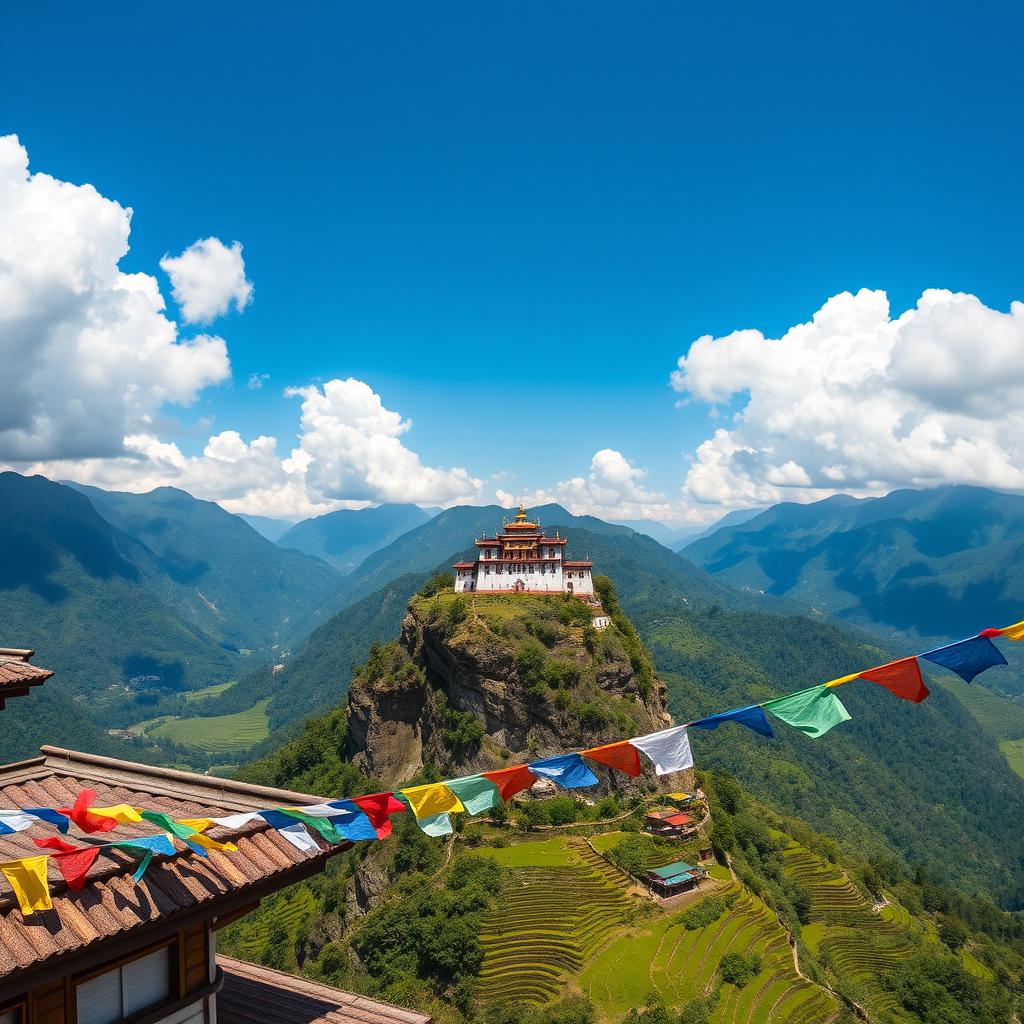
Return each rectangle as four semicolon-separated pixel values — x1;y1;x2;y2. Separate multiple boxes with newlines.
3;3;1024;522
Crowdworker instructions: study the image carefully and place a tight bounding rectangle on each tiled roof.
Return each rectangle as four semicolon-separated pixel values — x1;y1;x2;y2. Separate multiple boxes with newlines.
0;747;351;986
0;649;53;708
217;956;432;1024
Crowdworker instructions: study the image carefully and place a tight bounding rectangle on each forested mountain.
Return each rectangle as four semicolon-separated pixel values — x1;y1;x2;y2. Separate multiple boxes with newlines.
684;485;1024;651
68;481;343;649
610;519;703;547
675;506;764;550
278;503;430;573
0;473;239;710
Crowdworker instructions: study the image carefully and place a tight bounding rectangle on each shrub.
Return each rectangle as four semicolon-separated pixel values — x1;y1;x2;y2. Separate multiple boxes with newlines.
445;596;468;634
546;795;579;825
577;700;614;731
718;950;759;988
516;641;547;687
418;572;454;598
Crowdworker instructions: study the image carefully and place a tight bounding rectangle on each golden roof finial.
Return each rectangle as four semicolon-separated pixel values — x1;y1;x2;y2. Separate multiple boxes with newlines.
515;502;528;522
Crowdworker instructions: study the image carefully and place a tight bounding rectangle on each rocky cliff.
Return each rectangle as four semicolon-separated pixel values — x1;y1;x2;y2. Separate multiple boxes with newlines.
346;583;673;790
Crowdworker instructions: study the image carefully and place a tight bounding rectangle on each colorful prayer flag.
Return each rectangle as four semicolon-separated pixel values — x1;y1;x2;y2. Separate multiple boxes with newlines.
689;705;775;738
763;685;852;738
444;775;501;814
399;783;465;819
277;823;320;853
529;753;599;789
0;811;38;835
921;635;1007;684
23;808;70;833
999;619;1024;641
59;790;121;834
630;726;694;775
34;838;102;891
92;804;143;824
1;856;52;915
413;812;454;837
350;794;406;832
482;765;537;800
858;657;929;703
582;741;642;777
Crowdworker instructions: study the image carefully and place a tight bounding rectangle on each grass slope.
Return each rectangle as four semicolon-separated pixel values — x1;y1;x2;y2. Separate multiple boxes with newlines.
148;698;270;753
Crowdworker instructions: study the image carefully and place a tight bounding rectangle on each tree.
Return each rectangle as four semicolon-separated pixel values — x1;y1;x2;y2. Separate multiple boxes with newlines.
939;917;969;952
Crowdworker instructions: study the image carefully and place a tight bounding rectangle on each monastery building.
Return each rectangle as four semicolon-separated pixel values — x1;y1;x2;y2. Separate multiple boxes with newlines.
453;505;595;597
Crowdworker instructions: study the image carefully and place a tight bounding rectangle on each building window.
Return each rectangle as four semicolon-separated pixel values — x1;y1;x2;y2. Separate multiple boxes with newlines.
0;1004;25;1024
76;944;174;1024
484;564;490;574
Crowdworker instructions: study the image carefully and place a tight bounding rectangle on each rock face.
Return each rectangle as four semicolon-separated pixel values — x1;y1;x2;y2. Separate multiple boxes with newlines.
346;590;673;789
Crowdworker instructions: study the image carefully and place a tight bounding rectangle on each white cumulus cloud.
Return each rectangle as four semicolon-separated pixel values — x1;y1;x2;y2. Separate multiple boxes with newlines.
671;288;1024;508
160;237;253;324
0;134;231;461
289;379;483;505
498;449;678;522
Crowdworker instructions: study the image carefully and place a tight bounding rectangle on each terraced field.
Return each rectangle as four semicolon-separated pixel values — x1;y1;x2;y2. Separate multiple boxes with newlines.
222;883;318;960
147;698;271;753
476;838;634;1007
582;882;838;1022
782;842;916;1020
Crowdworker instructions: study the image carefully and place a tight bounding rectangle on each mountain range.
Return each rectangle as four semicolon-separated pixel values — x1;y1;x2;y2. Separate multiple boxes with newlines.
277;503;431;573
684;485;1024;650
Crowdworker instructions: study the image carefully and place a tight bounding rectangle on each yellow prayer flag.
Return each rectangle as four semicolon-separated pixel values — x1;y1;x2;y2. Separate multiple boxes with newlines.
93;804;143;823
188;833;237;853
1;856;52;915
824;672;861;688
400;783;465;820
1001;620;1024;641
177;818;216;832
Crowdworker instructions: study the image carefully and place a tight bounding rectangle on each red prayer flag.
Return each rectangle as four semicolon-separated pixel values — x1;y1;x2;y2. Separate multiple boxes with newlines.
33;836;102;890
582;741;642;777
57;790;120;834
859;657;930;703
350;793;405;830
33;837;79;853
979;627;1003;638
482;765;537;800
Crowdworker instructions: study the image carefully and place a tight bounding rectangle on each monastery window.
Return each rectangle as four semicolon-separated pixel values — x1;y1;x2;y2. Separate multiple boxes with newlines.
0;1003;25;1024
484;564;491;574
76;942;174;1024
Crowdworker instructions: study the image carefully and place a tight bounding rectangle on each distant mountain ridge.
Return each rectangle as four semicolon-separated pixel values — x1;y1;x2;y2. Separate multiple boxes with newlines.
278;503;430;573
68;482;343;650
684;484;1024;655
236;513;295;542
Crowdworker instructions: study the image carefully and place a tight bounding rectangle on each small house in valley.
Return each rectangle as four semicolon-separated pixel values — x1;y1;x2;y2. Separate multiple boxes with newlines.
646;860;709;897
644;807;693;839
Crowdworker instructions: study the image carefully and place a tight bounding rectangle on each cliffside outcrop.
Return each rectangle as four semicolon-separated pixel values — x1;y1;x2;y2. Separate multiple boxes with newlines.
346;585;673;790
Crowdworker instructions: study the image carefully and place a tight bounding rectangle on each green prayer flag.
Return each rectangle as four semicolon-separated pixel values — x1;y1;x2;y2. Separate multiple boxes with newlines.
140;810;197;840
443;775;500;815
279;809;343;844
763;685;852;738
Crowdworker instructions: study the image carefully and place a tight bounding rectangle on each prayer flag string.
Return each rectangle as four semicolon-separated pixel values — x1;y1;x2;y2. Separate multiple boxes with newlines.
2;616;1022;912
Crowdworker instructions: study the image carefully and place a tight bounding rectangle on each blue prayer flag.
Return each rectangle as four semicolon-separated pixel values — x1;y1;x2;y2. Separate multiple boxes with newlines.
332;812;379;842
529;753;599;789
25;808;70;833
921;635;1007;684
689;704;775;738
259;809;301;831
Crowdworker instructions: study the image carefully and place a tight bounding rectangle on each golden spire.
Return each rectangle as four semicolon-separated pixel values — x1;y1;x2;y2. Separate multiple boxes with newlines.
515;503;528;523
